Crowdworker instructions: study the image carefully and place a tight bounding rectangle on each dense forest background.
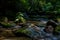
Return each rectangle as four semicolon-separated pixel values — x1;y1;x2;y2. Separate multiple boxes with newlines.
0;0;60;20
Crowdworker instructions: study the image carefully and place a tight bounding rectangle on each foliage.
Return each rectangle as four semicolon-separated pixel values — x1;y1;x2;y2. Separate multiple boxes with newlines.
0;0;60;20
15;12;26;23
56;25;60;32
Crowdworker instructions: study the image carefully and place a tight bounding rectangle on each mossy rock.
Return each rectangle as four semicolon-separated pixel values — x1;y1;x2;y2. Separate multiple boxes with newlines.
1;22;12;28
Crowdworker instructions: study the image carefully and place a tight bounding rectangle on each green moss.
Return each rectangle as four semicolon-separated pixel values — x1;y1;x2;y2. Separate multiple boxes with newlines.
16;27;31;34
